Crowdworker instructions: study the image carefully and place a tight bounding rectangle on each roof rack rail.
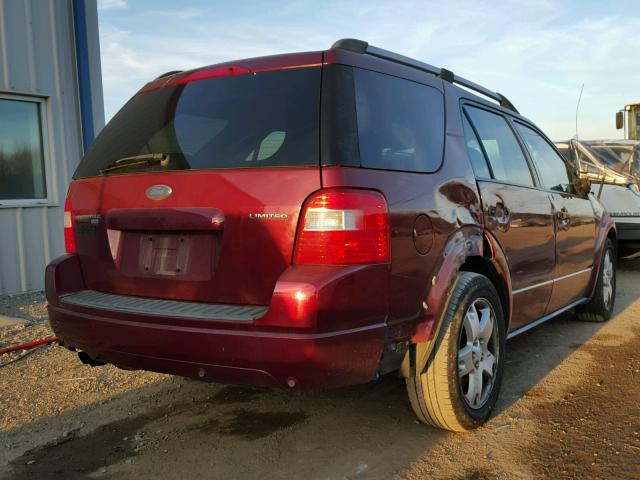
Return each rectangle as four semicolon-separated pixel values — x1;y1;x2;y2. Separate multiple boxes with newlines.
331;38;518;113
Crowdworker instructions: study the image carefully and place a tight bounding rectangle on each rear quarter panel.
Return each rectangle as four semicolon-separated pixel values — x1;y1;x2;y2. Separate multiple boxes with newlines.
321;78;485;344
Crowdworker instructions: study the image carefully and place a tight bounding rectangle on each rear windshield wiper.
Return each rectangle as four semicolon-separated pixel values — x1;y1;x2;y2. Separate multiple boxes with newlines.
100;153;170;175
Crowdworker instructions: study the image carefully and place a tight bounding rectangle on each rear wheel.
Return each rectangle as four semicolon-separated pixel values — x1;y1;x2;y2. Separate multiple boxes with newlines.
406;272;505;431
575;238;616;322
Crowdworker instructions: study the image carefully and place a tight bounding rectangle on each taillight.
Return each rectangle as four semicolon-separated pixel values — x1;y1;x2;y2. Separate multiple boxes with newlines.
294;189;390;265
63;197;77;254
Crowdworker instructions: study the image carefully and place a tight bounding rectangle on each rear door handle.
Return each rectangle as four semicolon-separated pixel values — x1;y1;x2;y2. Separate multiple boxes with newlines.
557;207;570;222
488;202;510;224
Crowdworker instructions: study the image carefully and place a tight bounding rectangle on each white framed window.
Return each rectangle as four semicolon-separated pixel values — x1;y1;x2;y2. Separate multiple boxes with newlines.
0;93;52;207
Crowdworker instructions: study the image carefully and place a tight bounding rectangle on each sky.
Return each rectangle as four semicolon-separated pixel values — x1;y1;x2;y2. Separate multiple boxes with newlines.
96;0;640;141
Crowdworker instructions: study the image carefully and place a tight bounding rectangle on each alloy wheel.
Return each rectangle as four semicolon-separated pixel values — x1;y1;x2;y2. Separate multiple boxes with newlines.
457;298;499;410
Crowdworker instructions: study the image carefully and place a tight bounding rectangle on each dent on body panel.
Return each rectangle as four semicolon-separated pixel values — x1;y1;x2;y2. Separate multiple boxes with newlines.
399;134;483;334
411;226;484;342
407;227;484;376
436;129;485;224
424;134;484;258
395;178;482;324
407;228;516;374
386;173;483;259
437;179;483;226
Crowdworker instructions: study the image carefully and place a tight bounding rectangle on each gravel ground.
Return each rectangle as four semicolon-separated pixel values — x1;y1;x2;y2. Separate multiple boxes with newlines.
0;257;639;480
0;291;53;370
0;291;48;323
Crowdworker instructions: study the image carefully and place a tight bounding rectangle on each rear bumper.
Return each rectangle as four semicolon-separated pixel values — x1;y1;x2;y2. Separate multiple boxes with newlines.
46;255;388;389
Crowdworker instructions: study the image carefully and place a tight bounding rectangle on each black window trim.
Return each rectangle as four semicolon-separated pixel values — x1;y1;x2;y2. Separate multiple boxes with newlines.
460;100;542;189
461;108;495;179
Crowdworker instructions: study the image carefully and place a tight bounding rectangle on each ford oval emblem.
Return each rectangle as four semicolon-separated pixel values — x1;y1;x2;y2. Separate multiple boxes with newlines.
146;184;172;201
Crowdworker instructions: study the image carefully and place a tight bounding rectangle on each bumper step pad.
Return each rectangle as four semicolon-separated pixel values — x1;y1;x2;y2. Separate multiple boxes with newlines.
60;290;267;321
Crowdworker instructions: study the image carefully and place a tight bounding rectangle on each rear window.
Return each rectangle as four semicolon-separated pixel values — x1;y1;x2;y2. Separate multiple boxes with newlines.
354;69;444;172
74;68;321;178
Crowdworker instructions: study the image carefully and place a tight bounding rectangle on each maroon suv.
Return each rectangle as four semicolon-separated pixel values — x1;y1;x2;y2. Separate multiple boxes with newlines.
46;39;616;431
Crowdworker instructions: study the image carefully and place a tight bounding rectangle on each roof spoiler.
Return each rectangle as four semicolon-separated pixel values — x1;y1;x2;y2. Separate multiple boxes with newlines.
155;70;183;80
331;38;518;114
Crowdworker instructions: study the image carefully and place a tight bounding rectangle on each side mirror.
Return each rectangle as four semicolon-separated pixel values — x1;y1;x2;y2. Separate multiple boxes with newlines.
616;111;624;130
574;173;592;198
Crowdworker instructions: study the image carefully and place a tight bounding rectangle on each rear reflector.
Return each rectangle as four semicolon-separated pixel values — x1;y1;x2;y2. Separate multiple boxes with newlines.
64;197;77;254
294;189;389;265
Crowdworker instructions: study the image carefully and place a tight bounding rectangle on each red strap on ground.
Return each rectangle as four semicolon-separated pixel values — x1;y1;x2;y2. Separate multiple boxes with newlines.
0;337;59;356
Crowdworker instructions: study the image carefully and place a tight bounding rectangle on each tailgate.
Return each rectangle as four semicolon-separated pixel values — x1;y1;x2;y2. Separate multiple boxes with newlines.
66;58;324;306
69;168;319;305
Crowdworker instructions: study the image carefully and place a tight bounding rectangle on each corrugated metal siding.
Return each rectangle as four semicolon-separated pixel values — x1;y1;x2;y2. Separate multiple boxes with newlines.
0;0;103;294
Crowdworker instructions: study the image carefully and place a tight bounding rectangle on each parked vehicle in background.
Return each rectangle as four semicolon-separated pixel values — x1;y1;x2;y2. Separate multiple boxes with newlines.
584;139;640;180
46;39;617;432
616;103;640;140
556;139;640;254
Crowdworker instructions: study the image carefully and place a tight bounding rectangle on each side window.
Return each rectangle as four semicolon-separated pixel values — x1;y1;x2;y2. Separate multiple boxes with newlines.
464;106;534;187
354;69;444;172
462;113;491;178
515;123;571;193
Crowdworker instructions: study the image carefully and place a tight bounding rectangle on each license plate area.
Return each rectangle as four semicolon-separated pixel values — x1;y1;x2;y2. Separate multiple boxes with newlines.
114;231;216;281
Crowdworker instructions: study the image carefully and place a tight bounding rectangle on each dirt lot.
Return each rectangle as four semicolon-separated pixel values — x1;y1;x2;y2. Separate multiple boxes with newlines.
1;258;639;480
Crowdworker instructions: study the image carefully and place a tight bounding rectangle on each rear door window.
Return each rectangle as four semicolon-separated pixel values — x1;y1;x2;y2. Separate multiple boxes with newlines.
514;123;572;193
354;69;444;172
74;68;321;178
464;106;534;187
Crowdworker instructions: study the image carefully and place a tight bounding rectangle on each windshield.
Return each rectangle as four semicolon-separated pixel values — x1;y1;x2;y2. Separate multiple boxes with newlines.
74;67;321;178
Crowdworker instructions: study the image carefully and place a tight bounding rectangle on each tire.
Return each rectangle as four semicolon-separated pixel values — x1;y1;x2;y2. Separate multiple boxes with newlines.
575;238;616;322
406;272;505;432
